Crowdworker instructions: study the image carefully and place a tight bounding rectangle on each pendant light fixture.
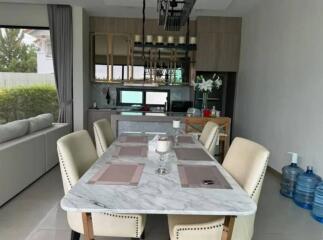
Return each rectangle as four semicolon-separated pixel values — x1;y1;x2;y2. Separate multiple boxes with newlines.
157;0;196;31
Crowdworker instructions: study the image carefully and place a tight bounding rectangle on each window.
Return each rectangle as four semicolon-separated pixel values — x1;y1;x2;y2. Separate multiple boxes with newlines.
95;64;107;80
117;88;170;107
0;27;58;124
133;66;145;80
145;91;168;105
113;65;123;80
118;89;143;105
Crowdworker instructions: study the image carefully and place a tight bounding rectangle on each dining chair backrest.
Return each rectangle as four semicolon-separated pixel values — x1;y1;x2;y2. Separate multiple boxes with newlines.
222;137;269;240
93;118;114;157
199;121;219;156
57;130;98;193
222;137;270;202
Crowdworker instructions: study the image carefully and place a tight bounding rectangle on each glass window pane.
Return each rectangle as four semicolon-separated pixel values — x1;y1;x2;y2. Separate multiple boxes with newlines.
0;27;58;123
113;65;123;80
95;64;107;80
133;66;144;80
145;91;168;105
121;90;143;104
124;66;128;80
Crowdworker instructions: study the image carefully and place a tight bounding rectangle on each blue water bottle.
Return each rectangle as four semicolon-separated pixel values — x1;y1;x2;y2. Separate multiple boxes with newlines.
280;152;304;198
293;166;321;209
312;182;323;223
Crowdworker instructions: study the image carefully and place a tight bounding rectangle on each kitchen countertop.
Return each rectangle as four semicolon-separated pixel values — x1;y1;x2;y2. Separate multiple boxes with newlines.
110;112;186;137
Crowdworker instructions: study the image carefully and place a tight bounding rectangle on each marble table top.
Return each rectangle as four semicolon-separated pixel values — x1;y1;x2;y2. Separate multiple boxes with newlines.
61;134;257;216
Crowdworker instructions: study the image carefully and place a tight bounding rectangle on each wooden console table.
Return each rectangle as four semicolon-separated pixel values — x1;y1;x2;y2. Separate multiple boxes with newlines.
184;117;231;159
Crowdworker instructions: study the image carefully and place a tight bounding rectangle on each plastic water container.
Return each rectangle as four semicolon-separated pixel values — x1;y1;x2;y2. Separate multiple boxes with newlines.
293;166;321;209
312;182;323;223
280;152;304;198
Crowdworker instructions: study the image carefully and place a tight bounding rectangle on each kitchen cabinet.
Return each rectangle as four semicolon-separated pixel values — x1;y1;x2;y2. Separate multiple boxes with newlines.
196;17;242;72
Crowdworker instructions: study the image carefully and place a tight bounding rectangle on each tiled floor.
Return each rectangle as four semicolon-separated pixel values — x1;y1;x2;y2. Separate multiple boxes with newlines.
0;166;322;240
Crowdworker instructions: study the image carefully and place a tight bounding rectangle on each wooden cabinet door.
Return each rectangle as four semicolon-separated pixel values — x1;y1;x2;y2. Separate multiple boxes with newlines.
196;17;242;72
196;32;217;71
197;32;241;72
214;32;241;72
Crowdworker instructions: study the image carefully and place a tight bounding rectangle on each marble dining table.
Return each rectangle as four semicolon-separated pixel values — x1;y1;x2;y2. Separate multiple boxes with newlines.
61;134;256;240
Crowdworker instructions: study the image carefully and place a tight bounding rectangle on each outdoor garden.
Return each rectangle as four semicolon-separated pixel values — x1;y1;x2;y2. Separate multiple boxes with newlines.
0;28;58;124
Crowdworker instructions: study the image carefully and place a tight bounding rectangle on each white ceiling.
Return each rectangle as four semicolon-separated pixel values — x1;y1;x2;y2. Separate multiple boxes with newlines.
0;0;260;18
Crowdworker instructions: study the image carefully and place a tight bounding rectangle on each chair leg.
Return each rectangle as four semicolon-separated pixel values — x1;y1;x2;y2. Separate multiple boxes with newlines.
70;230;80;240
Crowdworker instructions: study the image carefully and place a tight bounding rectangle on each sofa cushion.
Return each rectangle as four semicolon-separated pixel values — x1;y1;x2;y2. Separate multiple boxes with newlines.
0;119;29;143
29;113;54;133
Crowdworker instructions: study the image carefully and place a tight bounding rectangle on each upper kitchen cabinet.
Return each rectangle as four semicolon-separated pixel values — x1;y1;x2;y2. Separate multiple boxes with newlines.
90;33;131;82
196;17;242;72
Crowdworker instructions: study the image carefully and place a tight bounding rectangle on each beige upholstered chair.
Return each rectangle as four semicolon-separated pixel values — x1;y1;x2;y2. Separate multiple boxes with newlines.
168;215;225;240
57;130;146;240
199;121;220;156
167;137;269;240
93;118;114;157
221;137;269;240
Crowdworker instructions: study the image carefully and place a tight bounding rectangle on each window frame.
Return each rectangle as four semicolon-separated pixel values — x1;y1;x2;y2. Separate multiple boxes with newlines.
116;88;145;106
0;25;58;123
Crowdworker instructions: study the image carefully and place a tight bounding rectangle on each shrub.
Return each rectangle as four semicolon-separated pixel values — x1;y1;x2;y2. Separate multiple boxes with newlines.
0;85;58;124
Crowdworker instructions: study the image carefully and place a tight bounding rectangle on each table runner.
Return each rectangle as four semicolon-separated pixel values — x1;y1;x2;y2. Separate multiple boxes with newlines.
88;163;144;186
178;165;232;189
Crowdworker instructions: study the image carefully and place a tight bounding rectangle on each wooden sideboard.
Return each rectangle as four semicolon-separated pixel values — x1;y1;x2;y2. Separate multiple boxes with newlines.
184;116;231;159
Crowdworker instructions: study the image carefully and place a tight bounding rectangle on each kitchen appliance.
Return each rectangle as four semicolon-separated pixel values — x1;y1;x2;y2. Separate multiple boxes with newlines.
186;108;201;117
171;101;192;112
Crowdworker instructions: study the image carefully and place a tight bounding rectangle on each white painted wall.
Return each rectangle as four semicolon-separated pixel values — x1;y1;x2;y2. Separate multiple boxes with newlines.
73;6;90;131
0;3;48;27
234;0;323;175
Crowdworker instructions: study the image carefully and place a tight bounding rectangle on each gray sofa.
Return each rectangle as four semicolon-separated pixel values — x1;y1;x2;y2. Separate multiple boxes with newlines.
0;114;71;206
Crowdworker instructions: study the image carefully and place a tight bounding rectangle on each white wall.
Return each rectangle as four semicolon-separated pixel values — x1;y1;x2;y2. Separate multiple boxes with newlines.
234;0;323;175
0;3;48;27
73;6;90;131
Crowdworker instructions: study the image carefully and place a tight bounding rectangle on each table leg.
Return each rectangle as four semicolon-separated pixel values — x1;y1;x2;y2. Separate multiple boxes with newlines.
221;216;236;240
82;212;94;240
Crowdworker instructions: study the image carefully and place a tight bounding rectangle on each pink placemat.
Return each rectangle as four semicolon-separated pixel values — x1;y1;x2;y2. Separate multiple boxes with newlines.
178;165;232;189
114;145;148;158
177;136;195;144
88;163;144;186
174;148;214;161
118;135;149;144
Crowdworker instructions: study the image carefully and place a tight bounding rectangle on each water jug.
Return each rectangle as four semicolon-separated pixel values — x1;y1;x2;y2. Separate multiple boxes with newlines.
312;182;323;223
293;166;321;209
280;152;304;198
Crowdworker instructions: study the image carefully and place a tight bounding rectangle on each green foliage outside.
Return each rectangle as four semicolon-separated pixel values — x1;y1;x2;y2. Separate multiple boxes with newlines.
0;28;37;72
0;85;58;124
